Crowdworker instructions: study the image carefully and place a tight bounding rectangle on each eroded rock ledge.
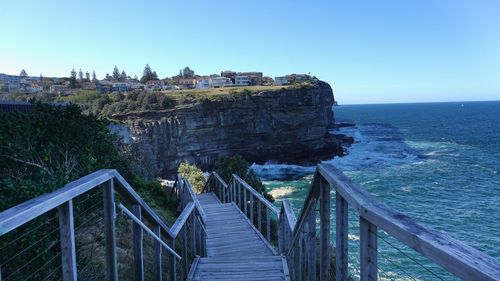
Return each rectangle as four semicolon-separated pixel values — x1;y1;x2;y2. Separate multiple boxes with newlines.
111;81;352;178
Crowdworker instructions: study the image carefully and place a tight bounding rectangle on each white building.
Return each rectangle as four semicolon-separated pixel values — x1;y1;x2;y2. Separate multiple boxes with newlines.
196;78;211;89
50;85;69;94
210;77;232;88
0;73;21;91
235;75;251;86
274;76;288;85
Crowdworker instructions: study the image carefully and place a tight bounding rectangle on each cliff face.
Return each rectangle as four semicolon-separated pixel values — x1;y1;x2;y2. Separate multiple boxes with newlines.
113;82;349;178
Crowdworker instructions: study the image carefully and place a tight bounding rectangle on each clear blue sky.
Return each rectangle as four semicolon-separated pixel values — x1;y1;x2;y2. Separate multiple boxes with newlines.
1;0;499;104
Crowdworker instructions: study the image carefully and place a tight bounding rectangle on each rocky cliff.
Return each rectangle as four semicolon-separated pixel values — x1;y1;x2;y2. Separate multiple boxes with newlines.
110;81;351;178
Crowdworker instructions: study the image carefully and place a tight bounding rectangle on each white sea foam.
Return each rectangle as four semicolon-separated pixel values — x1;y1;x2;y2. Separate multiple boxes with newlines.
268;186;295;198
252;123;422;180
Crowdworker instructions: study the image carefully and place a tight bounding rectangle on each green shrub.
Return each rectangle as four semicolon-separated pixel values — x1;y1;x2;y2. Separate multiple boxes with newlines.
178;161;206;193
215;155;274;202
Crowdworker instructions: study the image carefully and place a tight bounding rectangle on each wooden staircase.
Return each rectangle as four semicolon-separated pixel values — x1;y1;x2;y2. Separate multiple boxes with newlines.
187;193;290;281
2;164;500;280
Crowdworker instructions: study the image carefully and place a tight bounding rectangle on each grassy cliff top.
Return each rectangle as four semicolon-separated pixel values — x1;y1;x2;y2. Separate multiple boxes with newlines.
1;81;325;118
60;82;321;117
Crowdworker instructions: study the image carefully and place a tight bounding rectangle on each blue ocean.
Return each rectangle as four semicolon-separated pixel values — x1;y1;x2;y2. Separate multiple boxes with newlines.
252;101;500;280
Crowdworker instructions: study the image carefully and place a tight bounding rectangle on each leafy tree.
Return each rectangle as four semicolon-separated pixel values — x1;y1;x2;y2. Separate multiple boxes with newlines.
78;69;84;80
0;103;179;279
112;65;120;80
70;69;77;88
178;161;206;193
140;64;158;83
92;70;97;82
85;71;90;81
19;69;28;77
0;103;129;210
120;70;127;81
133;74;138;81
105;73;112;80
215;155;273;202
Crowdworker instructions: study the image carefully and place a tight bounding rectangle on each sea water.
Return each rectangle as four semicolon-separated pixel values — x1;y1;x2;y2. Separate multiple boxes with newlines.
252;101;500;280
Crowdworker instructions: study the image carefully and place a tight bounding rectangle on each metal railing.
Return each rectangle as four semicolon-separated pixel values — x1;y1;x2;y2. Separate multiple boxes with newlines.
0;169;206;281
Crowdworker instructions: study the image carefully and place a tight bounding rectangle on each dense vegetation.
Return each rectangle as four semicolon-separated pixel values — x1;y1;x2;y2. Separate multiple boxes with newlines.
0;103;178;280
178;161;206;193
1;81;317;118
215;155;274;202
0;103;127;210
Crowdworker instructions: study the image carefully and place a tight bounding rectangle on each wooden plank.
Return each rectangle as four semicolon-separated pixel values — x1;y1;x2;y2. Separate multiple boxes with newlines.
132;205;144;281
58;200;77;281
319;177;330;281
335;192;348;281
0;169;113;235
360;216;377;281
153;225;162;281
317;163;500;281
103;179;118;281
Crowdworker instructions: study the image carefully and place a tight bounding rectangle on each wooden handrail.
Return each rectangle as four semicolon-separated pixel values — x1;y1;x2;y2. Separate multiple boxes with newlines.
0;169;210;281
117;203;181;259
0;169;173;238
317;163;500;281
231;174;280;215
175;175;207;223
170;202;195;237
0;169;113;235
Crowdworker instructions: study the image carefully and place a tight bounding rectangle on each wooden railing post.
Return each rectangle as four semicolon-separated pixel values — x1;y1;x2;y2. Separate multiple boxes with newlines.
257;202;262;232
191;212;196;257
153;225;162;281
58;200;77;281
250;195;254;224
222;181;226;203
278;209;284;253
182;225;188;277
319;178;331;281
307;208;317;281
336;193;348;281
103;179;118;281
300;226;307;281
243;187;248;216
236;182;240;207
360;217;377;281
266;207;271;242
132;205;144;281
293;241;301;280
